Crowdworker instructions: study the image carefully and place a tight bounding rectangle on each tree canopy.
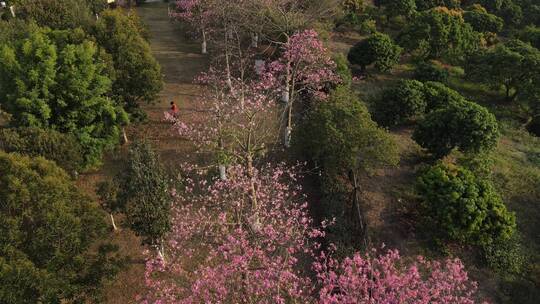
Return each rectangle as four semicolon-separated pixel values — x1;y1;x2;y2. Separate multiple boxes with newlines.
413;101;500;158
0;27;127;168
0;151;121;303
93;9;163;118
347;32;402;72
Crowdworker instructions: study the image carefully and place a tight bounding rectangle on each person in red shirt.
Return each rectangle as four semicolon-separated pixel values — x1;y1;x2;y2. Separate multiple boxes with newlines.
170;101;179;119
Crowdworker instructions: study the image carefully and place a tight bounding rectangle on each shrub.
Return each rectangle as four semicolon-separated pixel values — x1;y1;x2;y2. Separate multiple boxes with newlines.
413;101;500;158
422;81;465;112
0;127;84;173
482;234;526;275
347;32;402;72
0;151;122;303
413;61;450;83
416;163;516;245
374;79;426;126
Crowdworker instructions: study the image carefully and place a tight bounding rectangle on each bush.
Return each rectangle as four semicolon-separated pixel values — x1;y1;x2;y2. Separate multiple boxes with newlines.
347;32;402;72
0;151;122;303
374;79;426;126
413;61;449;83
422;81;465;112
413;101;500;158
482;234;526;275
0;127;84;173
416;163;516;245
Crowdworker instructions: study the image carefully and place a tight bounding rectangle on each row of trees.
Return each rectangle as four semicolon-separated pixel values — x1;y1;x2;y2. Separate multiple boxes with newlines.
134;1;488;302
0;1;165;302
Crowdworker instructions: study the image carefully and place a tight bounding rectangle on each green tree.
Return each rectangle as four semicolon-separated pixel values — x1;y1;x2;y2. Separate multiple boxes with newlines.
93;9;163;119
347;32;402;72
415;0;462;10
378;0;417;19
0;127;84;173
114;141;171;258
0;151;122;303
422;81;466;112
413;101;500;158
413;61;450;83
519;25;540;49
374;79;426;126
398;7;479;60
417;162;516;245
465;39;540;102
0;27;127;167
293;85;399;176
464;9;504;33
11;0;94;30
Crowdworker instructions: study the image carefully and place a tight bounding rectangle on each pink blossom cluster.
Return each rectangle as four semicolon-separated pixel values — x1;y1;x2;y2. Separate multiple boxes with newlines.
142;164;325;303
315;248;486;304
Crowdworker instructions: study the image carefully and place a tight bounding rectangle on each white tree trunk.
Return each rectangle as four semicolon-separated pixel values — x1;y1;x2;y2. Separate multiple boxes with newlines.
251;33;258;48
157;243;166;264
284;126;292;148
110;213;118;231
9;5;15;17
122;127;128;144
281;89;290;103
201;30;207;54
219;165;227;180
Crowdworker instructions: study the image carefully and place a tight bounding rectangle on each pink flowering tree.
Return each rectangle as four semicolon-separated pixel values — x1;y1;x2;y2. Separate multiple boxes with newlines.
166;65;279;180
174;0;214;54
268;29;339;147
315;248;486;304
142;164;325;303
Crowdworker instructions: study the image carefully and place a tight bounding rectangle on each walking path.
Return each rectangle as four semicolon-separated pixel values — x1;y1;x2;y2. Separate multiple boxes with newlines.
99;3;209;303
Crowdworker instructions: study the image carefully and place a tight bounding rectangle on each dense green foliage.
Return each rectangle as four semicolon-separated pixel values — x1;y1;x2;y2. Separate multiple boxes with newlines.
294;86;399;175
398;8;479;60
0;27;127;168
415;0;461;10
333;53;353;87
417;163;516;245
0;151;121;303
114;141;171;247
347;32;402;72
379;0;416;19
464;9;504;33
422;81;465;112
519;25;540;49
465;39;540;102
413;101;500;157
0;127;84;173
374;79;426;126
413;61;450;83
93;9;163;118
11;0;95;30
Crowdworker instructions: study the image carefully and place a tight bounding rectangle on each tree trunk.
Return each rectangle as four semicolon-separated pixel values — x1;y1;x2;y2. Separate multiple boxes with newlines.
122;127;129;145
110;213;118;231
157;241;166;264
9;5;15;17
201;30;207;54
219;165;227;180
251;33;258;48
